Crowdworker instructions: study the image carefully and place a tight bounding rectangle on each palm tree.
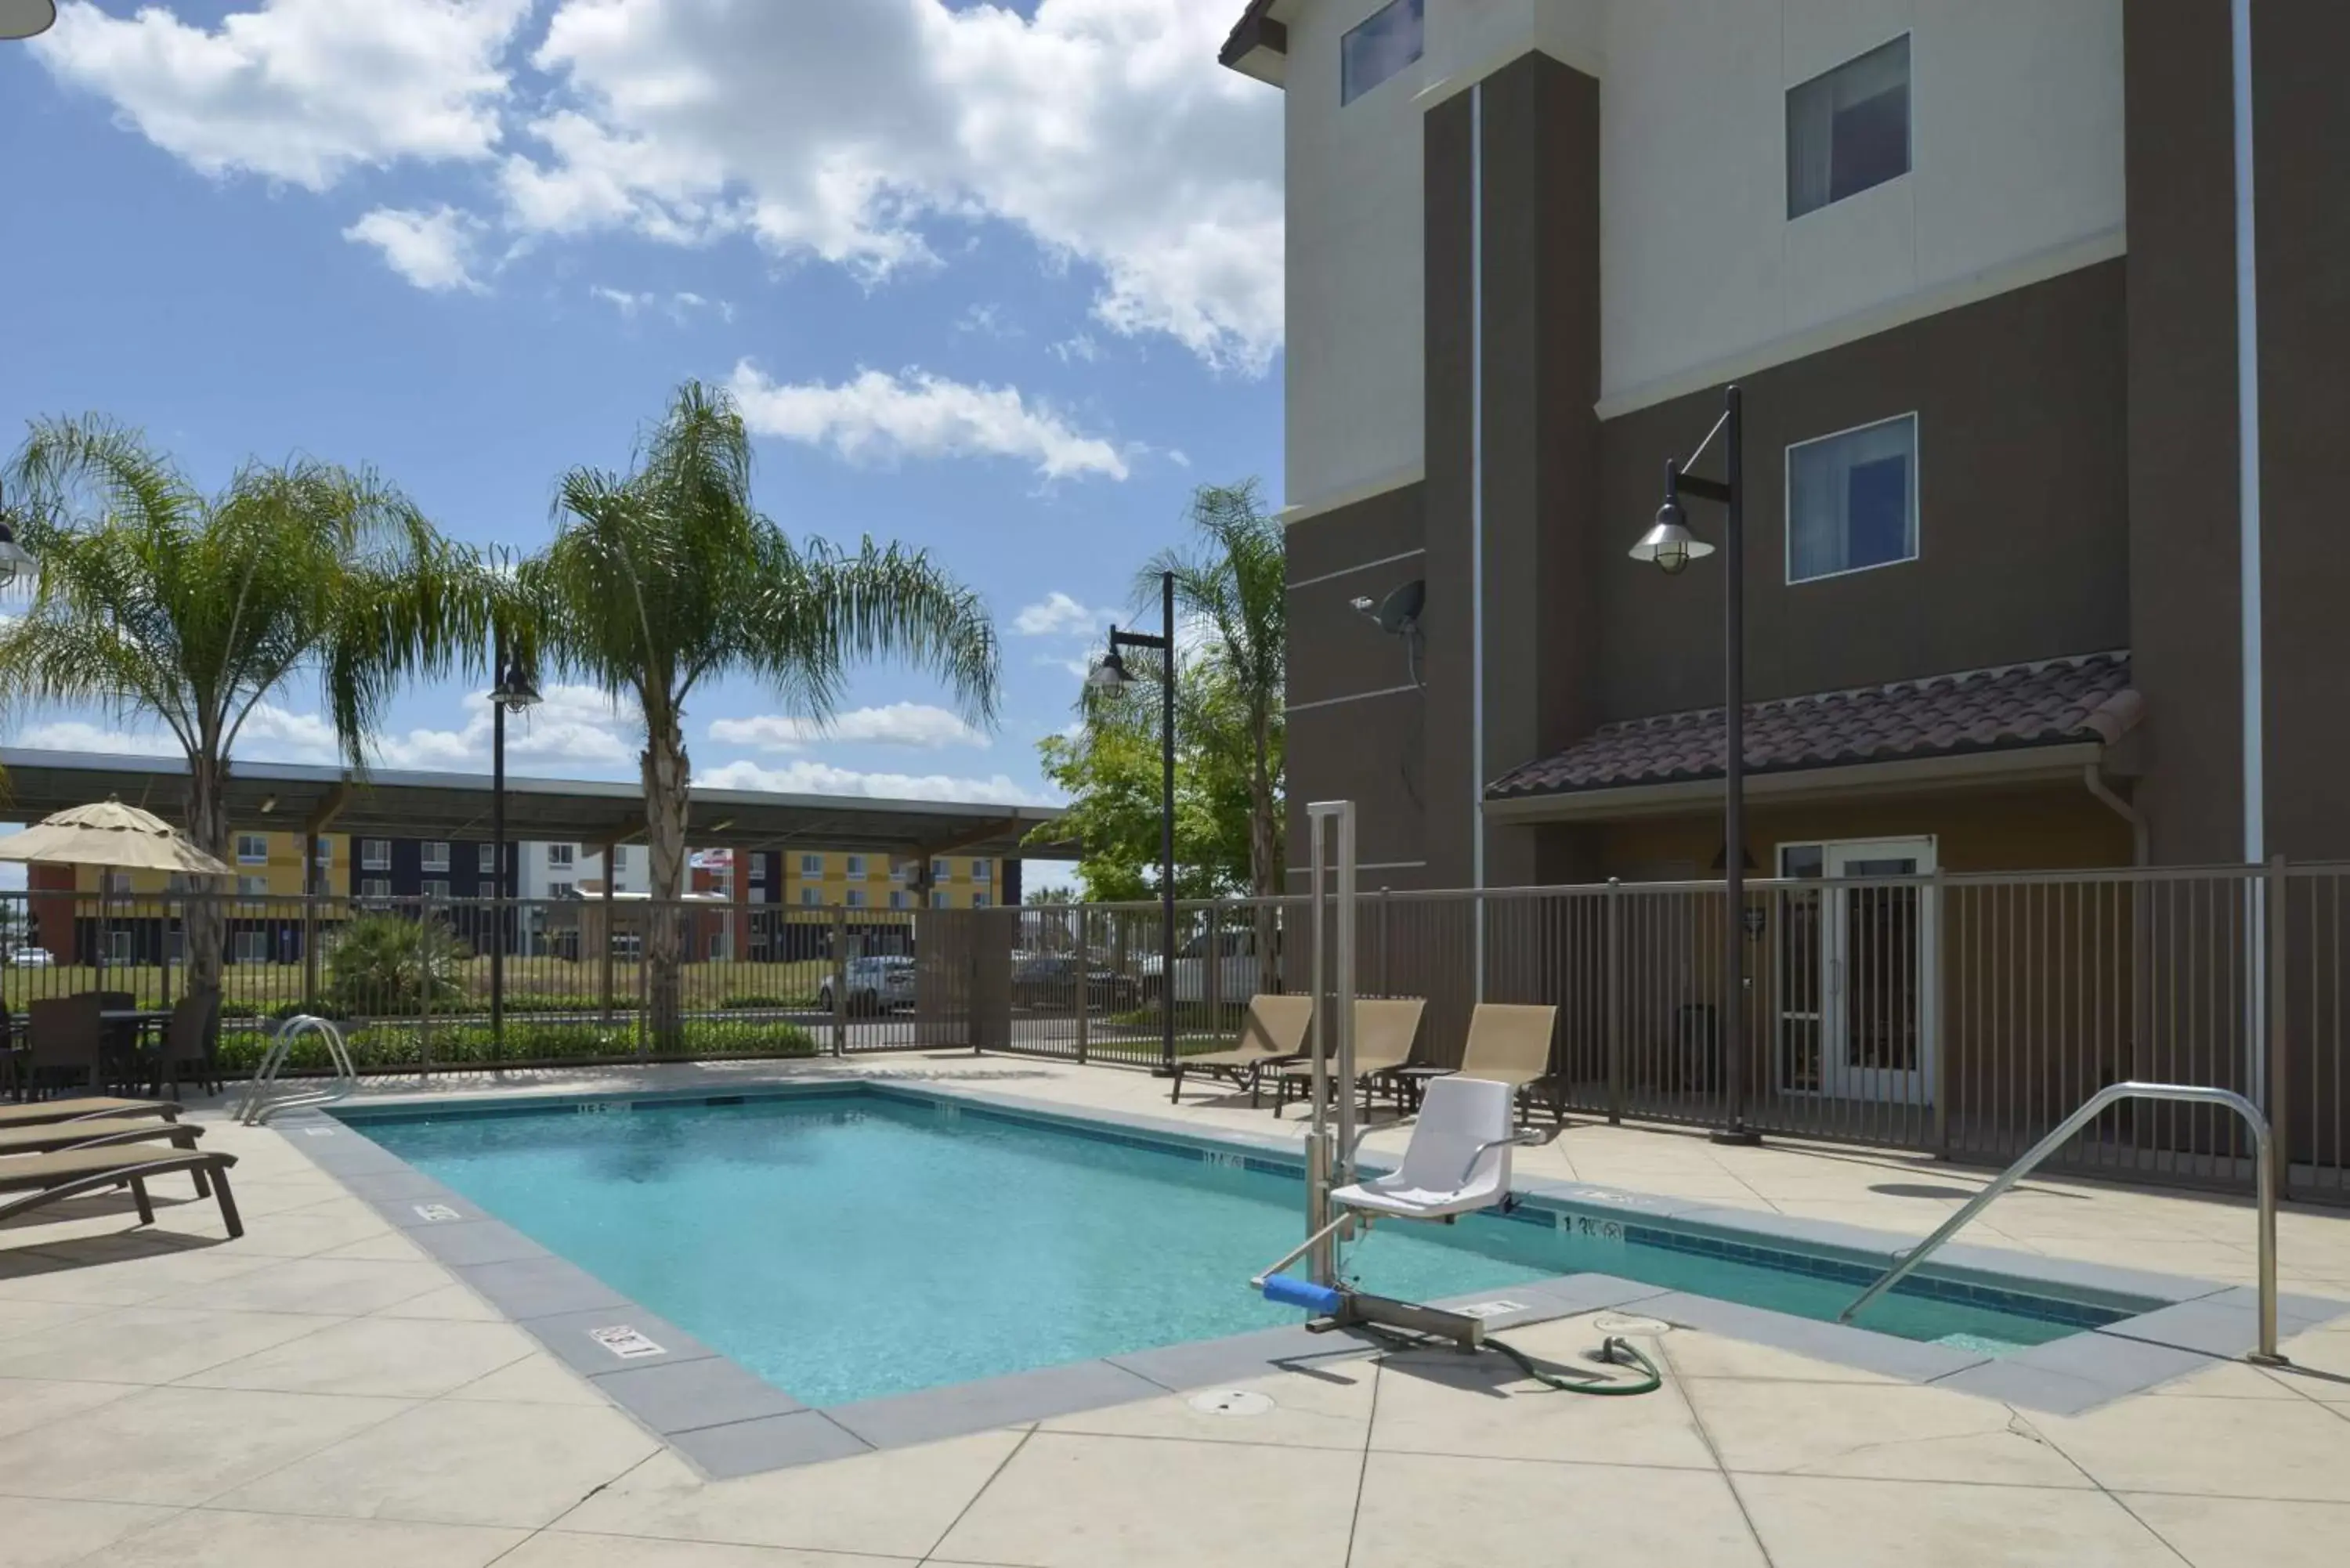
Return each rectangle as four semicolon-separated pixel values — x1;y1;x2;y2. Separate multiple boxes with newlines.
519;381;999;1046
0;415;494;1002
1139;480;1285;958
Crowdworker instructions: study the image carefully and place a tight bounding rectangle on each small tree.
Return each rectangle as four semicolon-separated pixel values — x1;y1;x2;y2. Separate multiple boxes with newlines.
328;914;472;1016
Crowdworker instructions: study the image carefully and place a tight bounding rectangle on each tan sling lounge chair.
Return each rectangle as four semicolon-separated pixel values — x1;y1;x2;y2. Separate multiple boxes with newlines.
1412;1003;1563;1125
1170;994;1314;1104
1271;997;1427;1118
0;1146;241;1239
0;1097;183;1131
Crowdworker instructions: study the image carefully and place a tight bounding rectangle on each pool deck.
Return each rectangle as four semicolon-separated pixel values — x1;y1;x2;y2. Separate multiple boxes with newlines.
3;1053;2348;1566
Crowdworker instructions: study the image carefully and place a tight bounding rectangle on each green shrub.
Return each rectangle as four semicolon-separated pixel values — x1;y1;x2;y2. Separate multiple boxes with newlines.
327;915;470;1014
215;1017;819;1072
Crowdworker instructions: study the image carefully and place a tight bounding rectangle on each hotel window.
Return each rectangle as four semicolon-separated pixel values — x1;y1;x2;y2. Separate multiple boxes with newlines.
972;894;991;910
1340;0;1422;107
479;844;497;874
547;844;576;869
890;891;908;910
314;840;333;866
233;931;269;964
1787;34;1910;219
236;833;268;863
423;880;450;900
845;854;866;878
237;875;268;897
750;855;766;883
932;891;950;909
361;839;391;869
422;841;450;873
612;846;629;871
931;857;949;882
971;858;992;883
846;888;866;909
1787;414;1919;583
361;877;392;900
549;880;574;900
801;853;823;876
103;871;133;895
801;887;821;907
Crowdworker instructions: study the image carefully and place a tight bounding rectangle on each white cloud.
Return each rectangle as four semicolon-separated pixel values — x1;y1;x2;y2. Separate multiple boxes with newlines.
343;205;486;292
708;703;987;753
14;721;185;759
1013;592;1113;638
955;302;1018;339
728;361;1127;481
371;684;639;771
32;0;532;190
1050;332;1102;366
696;757;1051;807
590;284;731;323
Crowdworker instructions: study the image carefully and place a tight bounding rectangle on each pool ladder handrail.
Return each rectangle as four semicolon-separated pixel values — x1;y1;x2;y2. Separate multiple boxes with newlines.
1837;1081;2284;1365
235;1014;359;1126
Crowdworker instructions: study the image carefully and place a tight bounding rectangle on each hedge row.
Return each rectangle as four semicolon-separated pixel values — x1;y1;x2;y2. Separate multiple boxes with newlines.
216;1019;819;1071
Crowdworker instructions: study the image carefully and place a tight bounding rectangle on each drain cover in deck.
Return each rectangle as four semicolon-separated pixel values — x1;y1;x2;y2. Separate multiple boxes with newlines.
1188;1389;1275;1417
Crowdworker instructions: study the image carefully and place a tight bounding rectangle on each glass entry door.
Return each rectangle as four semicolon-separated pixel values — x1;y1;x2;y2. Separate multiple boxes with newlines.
1777;838;1937;1104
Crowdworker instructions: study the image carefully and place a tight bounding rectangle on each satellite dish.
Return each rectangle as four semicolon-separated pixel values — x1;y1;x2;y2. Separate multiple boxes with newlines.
1373;579;1424;635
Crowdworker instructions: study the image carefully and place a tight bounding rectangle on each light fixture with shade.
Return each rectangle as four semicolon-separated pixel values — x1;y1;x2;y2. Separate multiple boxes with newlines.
0;1;56;42
1628;492;1713;576
491;656;542;712
0;484;36;584
1086;645;1133;692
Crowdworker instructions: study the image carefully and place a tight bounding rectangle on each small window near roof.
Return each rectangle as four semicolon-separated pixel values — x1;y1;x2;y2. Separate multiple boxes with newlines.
1787;35;1911;219
1787;414;1918;583
1341;0;1423;107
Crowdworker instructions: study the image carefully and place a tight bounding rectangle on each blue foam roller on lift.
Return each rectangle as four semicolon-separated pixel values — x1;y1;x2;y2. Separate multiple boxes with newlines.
1262;1274;1345;1314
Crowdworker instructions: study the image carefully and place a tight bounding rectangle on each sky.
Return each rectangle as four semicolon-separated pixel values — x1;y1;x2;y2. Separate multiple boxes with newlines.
0;0;1286;890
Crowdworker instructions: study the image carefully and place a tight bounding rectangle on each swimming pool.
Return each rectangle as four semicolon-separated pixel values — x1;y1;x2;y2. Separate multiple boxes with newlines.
343;1085;2141;1407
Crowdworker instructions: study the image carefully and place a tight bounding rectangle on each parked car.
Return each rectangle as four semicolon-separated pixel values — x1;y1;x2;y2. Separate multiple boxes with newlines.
1137;925;1276;1004
818;956;915;1015
9;947;54;968
1010;953;1136;1012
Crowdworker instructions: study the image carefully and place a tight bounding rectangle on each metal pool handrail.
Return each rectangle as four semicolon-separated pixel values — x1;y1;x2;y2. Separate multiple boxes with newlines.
1838;1082;2284;1364
235;1014;359;1126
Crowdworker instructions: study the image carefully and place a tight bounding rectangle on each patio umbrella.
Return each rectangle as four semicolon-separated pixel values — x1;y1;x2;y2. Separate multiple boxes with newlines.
0;797;232;876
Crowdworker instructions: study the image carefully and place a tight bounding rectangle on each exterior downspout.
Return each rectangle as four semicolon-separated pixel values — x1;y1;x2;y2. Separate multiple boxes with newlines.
2083;763;2149;867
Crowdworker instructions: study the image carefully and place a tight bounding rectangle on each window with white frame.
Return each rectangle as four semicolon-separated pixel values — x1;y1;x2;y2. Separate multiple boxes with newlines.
548;844;576;869
423;880;450;900
1787;414;1919;583
361;839;391;869
110;930;136;963
422;841;450;873
611;846;628;871
749;855;765;883
890;891;907;910
932;891;950;909
1787;34;1910;219
1340;0;1422;107
233;930;269;963
845;854;866;878
931;857;949;882
237;875;268;897
362;877;392;899
801;887;820;907
315;840;333;866
846;888;866;909
971;858;992;883
801;853;823;876
103;871;132;895
236;833;269;863
479;844;497;873
549;881;574;900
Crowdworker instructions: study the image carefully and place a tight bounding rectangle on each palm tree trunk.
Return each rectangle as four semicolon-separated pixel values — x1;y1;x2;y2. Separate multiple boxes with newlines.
642;716;691;1050
184;752;230;1005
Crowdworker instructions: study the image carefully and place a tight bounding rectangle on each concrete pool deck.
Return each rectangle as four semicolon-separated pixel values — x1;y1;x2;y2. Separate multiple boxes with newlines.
3;1053;2349;1566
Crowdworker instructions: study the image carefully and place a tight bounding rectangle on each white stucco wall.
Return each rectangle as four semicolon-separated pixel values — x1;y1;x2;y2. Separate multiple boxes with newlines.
1276;0;2127;509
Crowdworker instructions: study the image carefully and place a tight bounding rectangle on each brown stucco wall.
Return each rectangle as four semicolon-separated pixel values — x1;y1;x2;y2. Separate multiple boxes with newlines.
1595;262;2132;726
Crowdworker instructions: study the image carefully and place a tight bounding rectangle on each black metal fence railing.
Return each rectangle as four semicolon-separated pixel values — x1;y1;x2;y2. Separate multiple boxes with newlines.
5;863;2344;1205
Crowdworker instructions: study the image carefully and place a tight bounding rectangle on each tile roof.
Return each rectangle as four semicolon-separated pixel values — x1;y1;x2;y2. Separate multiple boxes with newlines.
1486;652;2141;801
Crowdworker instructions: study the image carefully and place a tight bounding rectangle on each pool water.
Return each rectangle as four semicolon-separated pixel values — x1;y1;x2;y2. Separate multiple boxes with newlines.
351;1089;2128;1407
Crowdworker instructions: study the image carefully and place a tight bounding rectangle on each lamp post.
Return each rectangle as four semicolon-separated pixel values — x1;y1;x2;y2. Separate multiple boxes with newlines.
488;637;541;1056
1089;569;1178;1076
1629;384;1760;1146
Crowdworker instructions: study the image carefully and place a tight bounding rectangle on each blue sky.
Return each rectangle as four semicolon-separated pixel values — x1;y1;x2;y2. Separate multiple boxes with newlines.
0;1;1285;885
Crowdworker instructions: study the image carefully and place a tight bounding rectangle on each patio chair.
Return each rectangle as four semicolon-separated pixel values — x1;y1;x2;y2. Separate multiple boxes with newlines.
24;996;104;1098
0;1117;211;1197
0;1145;240;1239
0;1096;183;1130
1271;997;1426;1118
1411;1003;1564;1125
1167;993;1313;1105
94;991;139;1093
151;994;222;1100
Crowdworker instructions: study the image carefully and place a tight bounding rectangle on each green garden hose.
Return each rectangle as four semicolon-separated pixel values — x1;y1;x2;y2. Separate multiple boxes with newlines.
1482;1332;1663;1396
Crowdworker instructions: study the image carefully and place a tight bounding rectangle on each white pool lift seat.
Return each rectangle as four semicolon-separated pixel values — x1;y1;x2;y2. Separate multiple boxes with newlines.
1329;1075;1528;1221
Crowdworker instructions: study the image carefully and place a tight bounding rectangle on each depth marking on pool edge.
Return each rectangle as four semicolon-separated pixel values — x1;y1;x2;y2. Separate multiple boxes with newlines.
589;1325;666;1359
410;1203;462;1223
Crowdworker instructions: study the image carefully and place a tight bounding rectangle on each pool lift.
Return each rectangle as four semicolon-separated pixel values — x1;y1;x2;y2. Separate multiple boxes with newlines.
1249;802;1658;1392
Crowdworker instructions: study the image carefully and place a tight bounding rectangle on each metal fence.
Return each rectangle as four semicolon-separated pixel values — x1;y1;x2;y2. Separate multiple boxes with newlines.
7;863;2346;1204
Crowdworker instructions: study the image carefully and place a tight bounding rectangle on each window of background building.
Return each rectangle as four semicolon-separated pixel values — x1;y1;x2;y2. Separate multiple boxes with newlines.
1340;0;1423;107
548;844;576;869
103;871;132;894
890;891;907;910
972;894;991;910
845;854;866;878
236;833;268;863
479;844;497;873
233;930;269;963
1787;414;1919;583
801;887;820;906
423;879;450;900
315;840;333;865
931;857;949;881
1787;34;1910;219
932;891;949;909
549;880;573;900
971;858;992;883
362;839;390;869
750;855;765;883
846;888;866;909
362;877;392;899
801;853;823;876
237;875;268;896
422;842;450;873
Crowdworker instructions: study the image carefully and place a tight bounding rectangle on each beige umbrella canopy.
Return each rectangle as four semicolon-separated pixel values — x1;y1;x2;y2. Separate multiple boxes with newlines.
0;798;233;877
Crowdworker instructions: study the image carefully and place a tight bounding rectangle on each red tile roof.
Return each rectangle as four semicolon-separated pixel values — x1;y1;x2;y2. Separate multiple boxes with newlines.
1486;652;2141;800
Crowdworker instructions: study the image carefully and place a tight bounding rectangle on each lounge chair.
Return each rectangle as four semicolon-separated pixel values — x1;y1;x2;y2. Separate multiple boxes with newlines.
0;1146;241;1238
1271;997;1426;1118
1168;994;1314;1105
151;994;222;1099
0;1097;183;1130
1408;1003;1563;1125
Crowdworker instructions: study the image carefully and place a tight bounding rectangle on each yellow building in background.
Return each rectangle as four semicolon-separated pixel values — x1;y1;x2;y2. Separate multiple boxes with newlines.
776;851;1000;912
61;830;344;898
